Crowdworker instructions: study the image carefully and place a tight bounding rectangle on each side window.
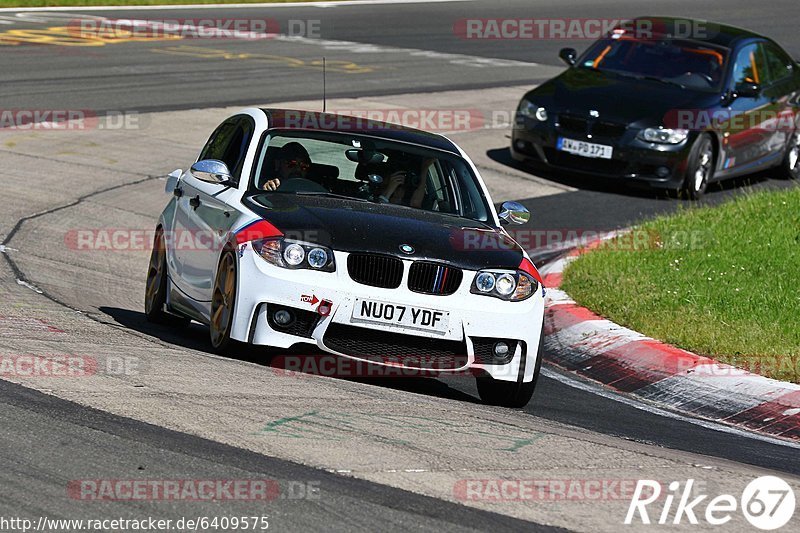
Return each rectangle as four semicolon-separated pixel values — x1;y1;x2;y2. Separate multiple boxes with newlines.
730;43;767;88
762;43;794;85
198;121;236;162
197;116;255;182
224;117;254;180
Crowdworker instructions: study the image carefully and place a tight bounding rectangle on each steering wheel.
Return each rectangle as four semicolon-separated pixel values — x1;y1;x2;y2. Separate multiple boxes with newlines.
279;177;328;193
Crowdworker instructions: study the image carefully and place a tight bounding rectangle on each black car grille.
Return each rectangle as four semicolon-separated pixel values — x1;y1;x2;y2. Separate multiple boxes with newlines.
557;114;627;140
543;148;628;175
471;337;521;365
323;323;468;370
408;262;463;296
347;253;403;289
266;304;319;338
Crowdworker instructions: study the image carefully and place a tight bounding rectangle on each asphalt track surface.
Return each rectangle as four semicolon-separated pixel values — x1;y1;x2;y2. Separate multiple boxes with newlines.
2;1;800;531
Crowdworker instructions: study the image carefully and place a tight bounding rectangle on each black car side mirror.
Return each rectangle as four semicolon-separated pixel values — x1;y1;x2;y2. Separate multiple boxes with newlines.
733;82;761;99
559;48;577;66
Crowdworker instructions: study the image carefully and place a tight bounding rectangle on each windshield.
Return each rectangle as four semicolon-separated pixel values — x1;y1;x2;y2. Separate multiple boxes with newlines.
577;37;730;91
250;130;491;222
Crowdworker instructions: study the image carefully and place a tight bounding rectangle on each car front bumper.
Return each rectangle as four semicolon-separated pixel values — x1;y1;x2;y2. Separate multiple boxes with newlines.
230;247;545;383
510;118;695;189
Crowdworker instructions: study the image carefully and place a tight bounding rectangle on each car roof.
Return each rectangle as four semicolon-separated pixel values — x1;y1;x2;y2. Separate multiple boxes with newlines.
625;16;769;49
260;108;461;154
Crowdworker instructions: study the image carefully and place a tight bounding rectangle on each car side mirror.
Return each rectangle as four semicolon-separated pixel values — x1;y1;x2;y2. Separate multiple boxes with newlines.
498;201;530;225
190;159;235;186
559;48;577;66
733;82;760;99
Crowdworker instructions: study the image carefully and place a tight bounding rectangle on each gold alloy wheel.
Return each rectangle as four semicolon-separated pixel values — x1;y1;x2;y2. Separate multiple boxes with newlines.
210;251;236;348
144;230;165;317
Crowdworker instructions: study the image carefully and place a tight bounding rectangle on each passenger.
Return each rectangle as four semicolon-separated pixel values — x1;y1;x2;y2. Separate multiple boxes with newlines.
378;158;435;207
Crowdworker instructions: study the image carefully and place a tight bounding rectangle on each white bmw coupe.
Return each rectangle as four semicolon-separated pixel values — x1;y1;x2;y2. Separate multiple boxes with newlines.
146;108;545;407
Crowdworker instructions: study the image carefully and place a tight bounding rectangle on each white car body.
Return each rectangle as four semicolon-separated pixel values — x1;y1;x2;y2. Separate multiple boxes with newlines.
148;108;545;406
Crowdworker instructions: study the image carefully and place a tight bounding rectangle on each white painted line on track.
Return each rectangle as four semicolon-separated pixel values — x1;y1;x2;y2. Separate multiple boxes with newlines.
0;0;474;13
541;366;800;450
16;279;43;294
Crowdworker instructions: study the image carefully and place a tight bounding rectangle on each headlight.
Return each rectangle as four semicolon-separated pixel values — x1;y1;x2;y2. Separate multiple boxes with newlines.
307;247;328;269
283;243;305;266
475;272;496;292
251;238;335;272
517;99;547;122
470;269;537;301
638;127;689;144
495;274;516;296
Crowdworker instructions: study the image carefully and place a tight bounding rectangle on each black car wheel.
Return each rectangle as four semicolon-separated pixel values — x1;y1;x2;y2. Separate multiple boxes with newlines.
682;134;715;200
476;332;542;408
210;249;238;352
780;130;800;180
145;227;190;327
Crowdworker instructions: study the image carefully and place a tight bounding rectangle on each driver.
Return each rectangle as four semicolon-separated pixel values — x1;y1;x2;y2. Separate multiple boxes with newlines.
262;142;312;191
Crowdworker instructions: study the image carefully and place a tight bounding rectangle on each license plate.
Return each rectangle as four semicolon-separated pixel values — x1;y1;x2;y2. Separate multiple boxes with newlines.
351;299;449;333
557;137;613;159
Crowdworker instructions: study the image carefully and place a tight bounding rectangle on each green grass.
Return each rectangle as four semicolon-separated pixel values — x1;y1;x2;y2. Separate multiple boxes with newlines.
561;186;800;383
0;0;330;7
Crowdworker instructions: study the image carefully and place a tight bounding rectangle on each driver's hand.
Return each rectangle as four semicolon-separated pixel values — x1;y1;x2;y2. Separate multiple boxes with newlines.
263;178;281;191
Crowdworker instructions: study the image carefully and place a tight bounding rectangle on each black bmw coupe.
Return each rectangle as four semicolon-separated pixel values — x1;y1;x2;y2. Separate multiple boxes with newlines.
511;17;800;198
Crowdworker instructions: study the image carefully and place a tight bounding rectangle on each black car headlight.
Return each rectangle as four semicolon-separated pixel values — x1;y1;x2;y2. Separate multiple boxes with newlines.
471;269;538;301
637;127;689;144
517;98;548;122
252;238;335;272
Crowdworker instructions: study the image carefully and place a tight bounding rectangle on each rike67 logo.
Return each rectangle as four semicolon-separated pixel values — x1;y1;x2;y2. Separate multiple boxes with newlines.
625;476;796;530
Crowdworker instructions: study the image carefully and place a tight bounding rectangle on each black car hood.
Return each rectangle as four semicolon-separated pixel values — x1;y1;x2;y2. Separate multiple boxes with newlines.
241;193;524;271
532;68;719;125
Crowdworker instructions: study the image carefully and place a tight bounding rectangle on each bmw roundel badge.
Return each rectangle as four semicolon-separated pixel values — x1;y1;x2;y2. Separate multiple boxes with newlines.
399;244;415;254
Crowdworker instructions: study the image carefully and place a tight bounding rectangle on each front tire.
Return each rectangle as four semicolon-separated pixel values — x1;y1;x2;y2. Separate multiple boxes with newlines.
476;333;542;408
780;130;800;180
681;134;715;200
209;250;238;353
145;228;189;327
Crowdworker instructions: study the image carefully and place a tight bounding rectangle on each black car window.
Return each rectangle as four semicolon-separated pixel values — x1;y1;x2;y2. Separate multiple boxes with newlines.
251;131;490;223
197;116;254;182
730;43;767;88
762;42;794;85
199;120;236;162
578;37;728;91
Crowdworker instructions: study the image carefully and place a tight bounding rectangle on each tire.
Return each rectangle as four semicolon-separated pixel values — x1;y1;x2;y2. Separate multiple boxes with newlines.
476;332;543;408
145;227;190;327
780;130;800;180
681;134;715;200
209;249;238;353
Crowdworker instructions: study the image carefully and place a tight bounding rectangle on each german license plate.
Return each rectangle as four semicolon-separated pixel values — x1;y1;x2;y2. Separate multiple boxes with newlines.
557;137;613;159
